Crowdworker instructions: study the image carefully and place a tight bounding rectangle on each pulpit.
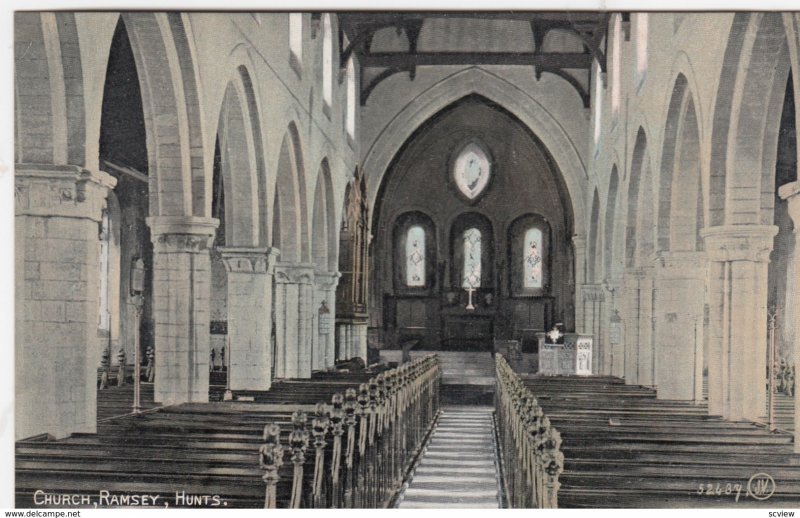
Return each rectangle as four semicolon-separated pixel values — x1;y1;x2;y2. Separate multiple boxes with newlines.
536;332;593;376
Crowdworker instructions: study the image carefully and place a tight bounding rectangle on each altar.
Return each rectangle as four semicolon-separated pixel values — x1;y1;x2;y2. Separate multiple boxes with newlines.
536;331;593;376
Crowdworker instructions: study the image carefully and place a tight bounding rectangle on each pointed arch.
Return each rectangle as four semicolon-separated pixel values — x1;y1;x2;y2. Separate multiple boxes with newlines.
658;74;704;252
215;66;266;247
587;189;601;283
15;12;85;165
312;159;337;272
90;12;208;217
627;127;656;267
272;122;309;263
604;165;620;279
361;67;587;234
710;13;792;226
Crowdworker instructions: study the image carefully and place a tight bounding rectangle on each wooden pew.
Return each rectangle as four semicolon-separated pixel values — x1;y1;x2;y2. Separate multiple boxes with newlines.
494;356;800;508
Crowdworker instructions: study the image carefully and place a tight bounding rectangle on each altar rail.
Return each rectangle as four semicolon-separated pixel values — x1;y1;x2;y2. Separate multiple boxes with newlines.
259;354;441;508
495;355;564;508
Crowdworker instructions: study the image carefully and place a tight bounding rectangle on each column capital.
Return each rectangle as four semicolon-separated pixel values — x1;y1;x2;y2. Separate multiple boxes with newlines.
146;216;219;252
15;164;117;220
220;246;280;274
315;270;342;291
701;225;777;263
653;250;708;276
580;283;605;302
274;262;316;285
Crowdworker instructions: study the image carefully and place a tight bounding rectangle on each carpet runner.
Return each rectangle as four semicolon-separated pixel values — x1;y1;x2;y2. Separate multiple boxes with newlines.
398;406;501;508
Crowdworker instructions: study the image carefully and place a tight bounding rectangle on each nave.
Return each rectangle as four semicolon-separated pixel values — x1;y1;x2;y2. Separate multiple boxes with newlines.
15;353;800;509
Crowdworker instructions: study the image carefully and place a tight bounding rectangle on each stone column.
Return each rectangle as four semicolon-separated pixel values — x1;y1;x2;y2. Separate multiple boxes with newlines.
220;247;280;391
778;181;800;451
15;165;116;439
580;285;604;374
572;235;587;333
314;271;341;370
603;280;623;377
622;266;656;386
147;216;218;405
335;320;368;362
702;225;777;421
273;262;315;379
652;251;707;401
621;270;641;385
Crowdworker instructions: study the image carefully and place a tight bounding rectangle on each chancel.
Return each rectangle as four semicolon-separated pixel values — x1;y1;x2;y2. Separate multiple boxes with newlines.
12;10;800;509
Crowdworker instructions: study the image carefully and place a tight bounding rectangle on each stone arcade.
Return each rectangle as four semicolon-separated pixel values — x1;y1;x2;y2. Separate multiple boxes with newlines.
12;11;800;508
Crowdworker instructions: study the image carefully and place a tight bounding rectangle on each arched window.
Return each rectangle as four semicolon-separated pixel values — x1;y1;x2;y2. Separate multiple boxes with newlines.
611;14;622;116
346;57;356;138
509;214;550;296
636;13;648;77
462;228;482;288
450;212;493;291
523;228;544;289
289;13;303;67
394;211;435;293
322;14;333;108
452;141;491;200
405;225;426;287
593;59;603;144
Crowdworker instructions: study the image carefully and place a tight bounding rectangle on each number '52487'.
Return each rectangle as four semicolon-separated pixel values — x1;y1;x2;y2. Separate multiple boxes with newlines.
697;483;744;502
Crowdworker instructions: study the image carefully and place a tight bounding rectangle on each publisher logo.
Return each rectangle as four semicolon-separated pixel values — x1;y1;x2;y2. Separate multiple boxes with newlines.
747;472;775;501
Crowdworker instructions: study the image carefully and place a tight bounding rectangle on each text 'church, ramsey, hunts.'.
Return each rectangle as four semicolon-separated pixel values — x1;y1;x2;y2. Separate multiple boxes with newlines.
12;11;800;509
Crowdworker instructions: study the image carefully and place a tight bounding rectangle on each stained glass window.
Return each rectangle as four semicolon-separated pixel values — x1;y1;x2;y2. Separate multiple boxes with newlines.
453;143;491;200
462;228;482;288
406;225;425;287
523;228;543;288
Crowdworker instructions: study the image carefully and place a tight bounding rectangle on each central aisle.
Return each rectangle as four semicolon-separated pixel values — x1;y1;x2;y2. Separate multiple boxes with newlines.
398;406;502;508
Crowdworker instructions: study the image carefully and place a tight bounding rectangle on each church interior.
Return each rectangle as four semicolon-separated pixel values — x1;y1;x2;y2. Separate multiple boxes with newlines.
12;11;800;508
